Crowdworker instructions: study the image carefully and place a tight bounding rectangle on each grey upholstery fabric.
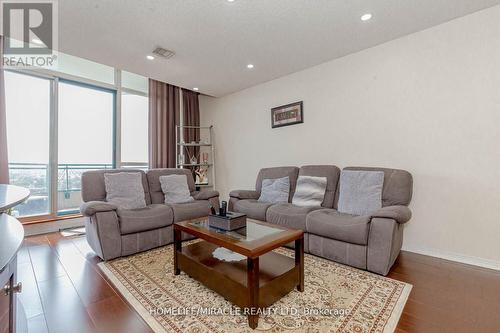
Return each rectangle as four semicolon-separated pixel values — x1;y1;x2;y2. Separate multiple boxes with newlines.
298;165;340;208
227;164;412;276
207;196;220;211
258;176;290;204
159;174;194;204
229;190;260;199
85;211;122;260
256;167;299;202
117;204;174;235
266;203;322;231
233;199;273;221
367;218;404;275
335;167;413;208
104;172;147;209
80;201;117;217
121;225;174;256
169;200;210;222
337;170;384;216
147;168;196;204
81;169;151;205
308;234;367;270
291;176;327;207
192;190;219;200
306;209;371;245
371;205;412;224
81;167;219;261
284;233;310;253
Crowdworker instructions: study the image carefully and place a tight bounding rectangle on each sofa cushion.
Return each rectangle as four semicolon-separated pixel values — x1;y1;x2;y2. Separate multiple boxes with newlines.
298;165;340;208
147;169;196;204
306;209;371;245
233;199;273;221
337;170;384;216
266;203;322;231
292;175;327;207
336;167;413;208
256;167;299;202
117;204;173;235
159;174;194;204
104;172;147;209
258;177;290;204
81;169;151;205
169;200;210;222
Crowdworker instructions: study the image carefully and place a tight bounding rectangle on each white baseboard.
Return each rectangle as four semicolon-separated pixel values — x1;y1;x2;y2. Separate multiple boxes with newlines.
403;245;500;271
23;217;85;237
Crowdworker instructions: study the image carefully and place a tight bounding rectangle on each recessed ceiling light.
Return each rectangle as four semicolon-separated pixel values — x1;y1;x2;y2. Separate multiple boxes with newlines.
193;87;199;91
146;55;155;60
32;38;43;45
247;64;254;69
361;13;372;21
227;0;235;2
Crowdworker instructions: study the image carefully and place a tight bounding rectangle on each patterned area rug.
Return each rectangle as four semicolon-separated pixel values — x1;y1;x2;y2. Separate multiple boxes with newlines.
98;243;411;333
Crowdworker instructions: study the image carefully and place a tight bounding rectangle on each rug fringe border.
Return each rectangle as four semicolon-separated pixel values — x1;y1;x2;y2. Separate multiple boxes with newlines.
383;283;412;333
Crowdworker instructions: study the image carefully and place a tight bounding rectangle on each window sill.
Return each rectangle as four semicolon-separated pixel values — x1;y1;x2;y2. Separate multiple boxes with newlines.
20;214;83;225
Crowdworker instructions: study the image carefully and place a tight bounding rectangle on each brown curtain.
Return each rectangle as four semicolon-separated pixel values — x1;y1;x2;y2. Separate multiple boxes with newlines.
148;79;180;168
0;36;9;184
182;89;200;165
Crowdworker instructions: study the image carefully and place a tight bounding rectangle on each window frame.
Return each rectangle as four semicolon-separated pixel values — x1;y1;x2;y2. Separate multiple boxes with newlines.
6;68;148;222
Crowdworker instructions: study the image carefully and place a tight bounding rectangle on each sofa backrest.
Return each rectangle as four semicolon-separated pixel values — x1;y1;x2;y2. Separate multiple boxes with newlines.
334;166;413;209
81;169;151;204
255;166;299;202
298;165;341;208
147;168;196;204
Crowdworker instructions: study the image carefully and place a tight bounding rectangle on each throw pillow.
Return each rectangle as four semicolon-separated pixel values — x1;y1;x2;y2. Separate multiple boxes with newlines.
337;170;384;216
160;174;194;204
258;176;290;203
104;172;146;210
292;175;327;207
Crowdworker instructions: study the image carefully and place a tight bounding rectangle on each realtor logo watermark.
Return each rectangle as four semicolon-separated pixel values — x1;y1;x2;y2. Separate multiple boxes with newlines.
1;0;58;68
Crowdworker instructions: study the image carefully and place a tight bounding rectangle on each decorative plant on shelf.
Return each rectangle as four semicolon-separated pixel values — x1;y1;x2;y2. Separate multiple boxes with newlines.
195;167;209;185
185;147;200;165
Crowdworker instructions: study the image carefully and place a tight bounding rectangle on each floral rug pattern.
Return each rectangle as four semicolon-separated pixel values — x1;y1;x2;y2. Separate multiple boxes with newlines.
98;243;411;333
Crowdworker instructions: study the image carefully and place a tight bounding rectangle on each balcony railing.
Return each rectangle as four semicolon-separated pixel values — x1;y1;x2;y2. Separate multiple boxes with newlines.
8;163;113;217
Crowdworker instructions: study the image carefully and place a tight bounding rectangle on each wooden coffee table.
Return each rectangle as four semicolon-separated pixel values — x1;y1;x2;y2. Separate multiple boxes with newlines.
174;217;304;329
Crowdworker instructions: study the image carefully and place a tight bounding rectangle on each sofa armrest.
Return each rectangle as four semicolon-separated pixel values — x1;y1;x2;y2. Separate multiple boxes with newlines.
370;205;412;224
229;190;260;200
192;190;219;201
84;210;121;260
80;201;117;217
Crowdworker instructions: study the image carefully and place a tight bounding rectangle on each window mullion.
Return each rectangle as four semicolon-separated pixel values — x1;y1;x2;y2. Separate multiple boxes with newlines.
49;77;59;217
115;69;122;168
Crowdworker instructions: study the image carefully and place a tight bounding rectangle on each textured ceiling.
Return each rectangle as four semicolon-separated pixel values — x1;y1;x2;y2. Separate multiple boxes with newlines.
58;0;500;97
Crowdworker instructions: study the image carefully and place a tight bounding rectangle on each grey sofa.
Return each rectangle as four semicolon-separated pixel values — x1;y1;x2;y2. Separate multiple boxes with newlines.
229;165;412;275
80;168;219;260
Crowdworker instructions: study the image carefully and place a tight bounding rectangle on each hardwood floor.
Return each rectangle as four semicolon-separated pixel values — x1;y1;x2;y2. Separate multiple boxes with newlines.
19;232;500;333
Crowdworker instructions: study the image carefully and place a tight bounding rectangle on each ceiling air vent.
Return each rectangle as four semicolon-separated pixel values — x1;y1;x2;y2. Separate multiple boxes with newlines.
152;47;175;59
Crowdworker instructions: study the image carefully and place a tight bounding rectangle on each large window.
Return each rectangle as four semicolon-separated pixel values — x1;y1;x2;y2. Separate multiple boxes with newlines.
57;81;115;214
121;92;148;167
5;68;148;220
5;72;51;217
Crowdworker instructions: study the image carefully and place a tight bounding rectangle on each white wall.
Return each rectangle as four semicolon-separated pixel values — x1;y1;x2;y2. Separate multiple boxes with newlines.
200;6;500;269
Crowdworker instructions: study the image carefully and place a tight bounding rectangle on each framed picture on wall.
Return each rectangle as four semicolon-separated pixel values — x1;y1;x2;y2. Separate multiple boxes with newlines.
271;101;304;128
